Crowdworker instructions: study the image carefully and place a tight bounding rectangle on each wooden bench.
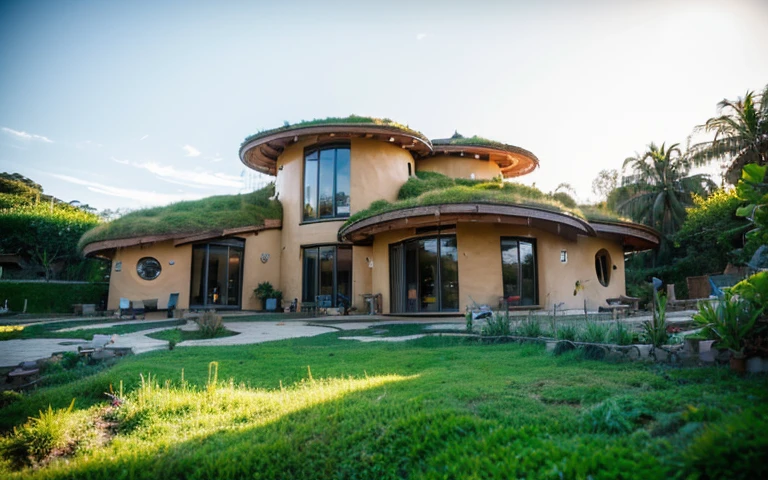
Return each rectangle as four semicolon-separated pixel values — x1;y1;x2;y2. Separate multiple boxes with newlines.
6;367;40;385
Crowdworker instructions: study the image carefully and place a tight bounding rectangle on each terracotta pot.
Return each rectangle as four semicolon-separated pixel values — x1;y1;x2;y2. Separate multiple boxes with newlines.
730;356;746;373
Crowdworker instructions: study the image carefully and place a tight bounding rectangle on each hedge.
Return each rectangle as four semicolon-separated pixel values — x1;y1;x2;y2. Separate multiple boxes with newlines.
0;282;109;314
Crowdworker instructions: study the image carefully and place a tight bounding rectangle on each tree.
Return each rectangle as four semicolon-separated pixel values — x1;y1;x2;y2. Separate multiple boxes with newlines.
688;84;768;184
591;169;619;202
619;143;715;240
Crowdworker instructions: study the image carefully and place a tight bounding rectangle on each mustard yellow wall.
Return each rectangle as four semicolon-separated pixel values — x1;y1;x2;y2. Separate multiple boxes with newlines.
416;155;502;180
241;230;282;310
274;138;412;309
107;241;192;310
370;224;626;314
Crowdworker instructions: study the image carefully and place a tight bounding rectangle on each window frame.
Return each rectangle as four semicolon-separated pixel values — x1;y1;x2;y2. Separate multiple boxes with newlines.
302;143;351;222
301;244;353;308
136;257;162;281
500;237;538;305
595;249;611;287
189;238;245;309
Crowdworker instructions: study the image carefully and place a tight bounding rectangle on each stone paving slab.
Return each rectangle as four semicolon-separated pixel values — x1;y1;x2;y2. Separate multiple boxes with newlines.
56;318;186;332
0;339;87;367
177;322;336;347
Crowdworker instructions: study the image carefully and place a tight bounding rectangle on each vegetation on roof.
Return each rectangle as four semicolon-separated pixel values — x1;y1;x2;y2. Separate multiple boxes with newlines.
343;172;633;229
78;184;282;251
344;172;585;228
431;133;536;159
241;115;429;149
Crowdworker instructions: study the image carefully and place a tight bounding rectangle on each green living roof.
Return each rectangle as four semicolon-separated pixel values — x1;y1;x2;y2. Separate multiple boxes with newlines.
240;115;429;149
78;184;282;252
343;172;627;228
431;132;537;157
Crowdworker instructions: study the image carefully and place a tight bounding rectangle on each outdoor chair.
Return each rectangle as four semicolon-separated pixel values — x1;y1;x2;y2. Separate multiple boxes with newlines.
167;292;179;318
119;298;132;318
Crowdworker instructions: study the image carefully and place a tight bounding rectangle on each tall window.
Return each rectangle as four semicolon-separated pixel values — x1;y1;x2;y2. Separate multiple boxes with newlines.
304;145;350;221
501;238;537;306
595;249;611;286
389;235;459;313
190;239;244;308
302;245;352;307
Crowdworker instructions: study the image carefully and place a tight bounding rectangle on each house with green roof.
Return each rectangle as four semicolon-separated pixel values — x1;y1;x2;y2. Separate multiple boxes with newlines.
80;117;659;313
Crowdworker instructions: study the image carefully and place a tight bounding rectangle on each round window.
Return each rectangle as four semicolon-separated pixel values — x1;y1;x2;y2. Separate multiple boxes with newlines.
137;257;162;280
595;249;611;287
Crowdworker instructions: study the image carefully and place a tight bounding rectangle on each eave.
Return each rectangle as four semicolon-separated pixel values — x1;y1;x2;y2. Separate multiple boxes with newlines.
429;144;539;178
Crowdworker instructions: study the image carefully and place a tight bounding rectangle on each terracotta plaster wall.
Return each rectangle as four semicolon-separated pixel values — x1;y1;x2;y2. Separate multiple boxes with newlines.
107;241;192;310
274;138;413;309
416;155;502;180
370;223;627;314
241;229;282;310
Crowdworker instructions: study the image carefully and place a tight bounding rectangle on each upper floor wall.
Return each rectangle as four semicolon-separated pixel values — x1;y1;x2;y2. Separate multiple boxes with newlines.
416;155;503;180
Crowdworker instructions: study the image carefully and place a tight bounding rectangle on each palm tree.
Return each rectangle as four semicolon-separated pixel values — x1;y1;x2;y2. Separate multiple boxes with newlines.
618;143;715;239
688;84;768;184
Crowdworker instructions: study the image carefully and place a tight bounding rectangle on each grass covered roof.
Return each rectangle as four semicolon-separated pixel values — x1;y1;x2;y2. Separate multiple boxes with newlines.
343;172;627;228
78;184;282;251
241;115;429;148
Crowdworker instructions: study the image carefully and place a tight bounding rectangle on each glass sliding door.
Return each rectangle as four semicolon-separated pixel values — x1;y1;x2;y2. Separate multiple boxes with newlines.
500;238;538;306
189;239;244;309
389;235;459;313
301;245;352;307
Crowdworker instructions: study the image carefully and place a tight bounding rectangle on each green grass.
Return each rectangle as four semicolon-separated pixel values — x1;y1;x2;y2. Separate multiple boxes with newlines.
77;184;281;250
0;333;766;479
147;327;240;343
240;115;429;148
0;320;185;341
344;172;631;229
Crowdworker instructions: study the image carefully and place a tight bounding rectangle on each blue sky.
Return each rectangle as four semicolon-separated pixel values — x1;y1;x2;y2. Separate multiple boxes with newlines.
1;0;767;211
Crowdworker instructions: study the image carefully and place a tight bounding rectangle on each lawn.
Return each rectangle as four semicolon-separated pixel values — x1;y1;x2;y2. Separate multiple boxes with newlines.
0;320;186;341
0;332;766;479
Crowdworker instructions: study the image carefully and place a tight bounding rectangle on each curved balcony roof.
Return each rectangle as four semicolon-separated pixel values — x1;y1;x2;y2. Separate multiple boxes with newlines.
430;132;539;178
240;116;432;176
339;203;596;244
590;221;661;251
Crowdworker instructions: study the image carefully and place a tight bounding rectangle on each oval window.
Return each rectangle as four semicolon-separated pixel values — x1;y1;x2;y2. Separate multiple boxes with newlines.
137;257;162;280
595;249;611;287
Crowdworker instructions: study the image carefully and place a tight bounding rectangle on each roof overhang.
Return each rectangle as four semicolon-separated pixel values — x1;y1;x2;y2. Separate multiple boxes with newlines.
240;124;433;176
339;204;594;245
590;221;661;251
82;220;282;258
429;144;539;178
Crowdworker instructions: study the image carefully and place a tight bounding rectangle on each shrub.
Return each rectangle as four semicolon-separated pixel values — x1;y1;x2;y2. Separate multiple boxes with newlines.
692;293;762;356
611;321;634;346
581;396;651;435
579;320;609;344
556;323;579;341
684;409;768;479
196;311;223;338
481;313;510;336
0;282;108;314
0;399;76;467
518;315;543;337
641;292;669;347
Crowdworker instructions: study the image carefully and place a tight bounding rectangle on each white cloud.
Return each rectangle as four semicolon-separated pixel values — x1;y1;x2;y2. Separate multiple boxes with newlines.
50;174;206;206
2;127;54;143
139;134;149;141
112;158;243;189
416;33;428;40
182;144;201;157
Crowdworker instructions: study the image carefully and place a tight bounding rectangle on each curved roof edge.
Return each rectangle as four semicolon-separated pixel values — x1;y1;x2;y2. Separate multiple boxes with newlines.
240;122;432;176
338;203;595;244
590;221;661;251
83;220;282;257
429;135;540;178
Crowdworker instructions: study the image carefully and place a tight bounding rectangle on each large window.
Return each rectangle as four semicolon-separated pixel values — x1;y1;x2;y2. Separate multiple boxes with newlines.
595;249;611;286
304;145;350;221
302;245;352;307
390;235;459;313
501;238;537;306
190;239;244;308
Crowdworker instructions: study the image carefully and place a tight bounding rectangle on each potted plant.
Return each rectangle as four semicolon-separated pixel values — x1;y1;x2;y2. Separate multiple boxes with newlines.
693;293;763;372
254;282;282;312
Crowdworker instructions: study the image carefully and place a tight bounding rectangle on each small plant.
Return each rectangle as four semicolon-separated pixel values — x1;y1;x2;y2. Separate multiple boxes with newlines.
556;323;579;341
0;399;76;467
641;292;669;347
581;396;651;435
465;311;474;333
254;281;279;310
195;311;223;338
518;314;543;337
481;312;511;336
693;293;762;358
611;321;634;346
580;320;609;344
